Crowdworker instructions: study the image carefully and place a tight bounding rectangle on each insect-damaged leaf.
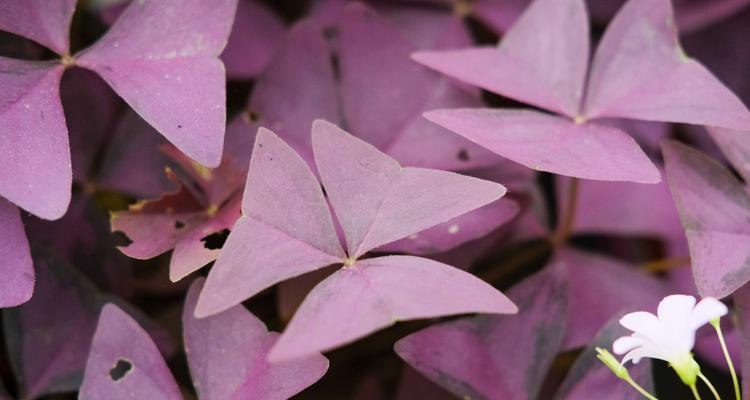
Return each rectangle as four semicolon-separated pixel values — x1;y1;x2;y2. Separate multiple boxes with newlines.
79;304;181;400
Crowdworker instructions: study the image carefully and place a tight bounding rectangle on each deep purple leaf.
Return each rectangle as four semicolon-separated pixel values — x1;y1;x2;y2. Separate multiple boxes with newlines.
555;316;654;400
394;263;567;400
221;0;285;79
560;248;666;349
663;140;750;298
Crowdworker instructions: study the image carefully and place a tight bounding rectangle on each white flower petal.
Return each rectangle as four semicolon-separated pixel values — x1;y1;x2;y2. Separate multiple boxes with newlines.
620;311;661;338
622;346;666;365
688;297;728;331
657;294;696;326
613;335;643;355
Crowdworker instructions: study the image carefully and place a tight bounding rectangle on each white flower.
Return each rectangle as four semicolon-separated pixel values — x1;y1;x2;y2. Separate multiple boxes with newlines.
613;294;728;385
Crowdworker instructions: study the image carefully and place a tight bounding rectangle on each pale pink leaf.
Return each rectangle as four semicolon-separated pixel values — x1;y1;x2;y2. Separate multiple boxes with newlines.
0;0;76;54
413;0;588;117
0;199;33;308
184;279;328;400
195;128;344;317
312;120;506;257
79;304;181;400
424;108;660;183
0;58;70;219
584;0;750;130
76;0;238;167
269;255;517;361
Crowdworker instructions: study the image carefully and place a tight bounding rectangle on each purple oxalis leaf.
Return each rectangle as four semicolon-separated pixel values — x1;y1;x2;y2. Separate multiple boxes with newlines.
0;58;70;220
424;109;660;183
559;248;665;349
184;278;328;400
0;199;33;308
583;0;750;129
380;198;519;255
313;120;507;258
75;0;239;168
3;248;173;399
708;126;750;182
663;140;750;298
338;3;498;171
196;121;516;359
0;0;76;55
79;304;181;400
395;263;567;400
269;255;516;362
555;316;654;400
414;0;750;182
221;0;285;79
247;19;340;165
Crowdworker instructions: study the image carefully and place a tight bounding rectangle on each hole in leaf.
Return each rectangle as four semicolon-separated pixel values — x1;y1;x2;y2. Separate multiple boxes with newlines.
111;231;133;247
457;149;470;161
200;229;230;250
109;358;133;381
174;220;186;229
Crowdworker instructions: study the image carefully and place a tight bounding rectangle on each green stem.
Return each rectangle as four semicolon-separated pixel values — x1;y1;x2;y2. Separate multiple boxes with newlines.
698;373;721;400
691;384;703;400
712;320;741;400
624;375;660;400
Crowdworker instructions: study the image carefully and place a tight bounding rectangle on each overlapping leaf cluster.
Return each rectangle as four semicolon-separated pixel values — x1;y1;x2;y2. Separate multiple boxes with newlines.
0;0;749;398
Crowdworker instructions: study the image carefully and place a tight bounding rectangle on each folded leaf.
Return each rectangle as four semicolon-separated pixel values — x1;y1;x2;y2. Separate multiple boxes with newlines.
0;199;33;308
663;140;750;298
0;58;70;219
395;263;567;400
269;255;517;361
184;278;328;400
0;0;76;54
76;0;238;168
424;108;660;183
313;119;507;257
79;304;181;400
584;0;750;130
